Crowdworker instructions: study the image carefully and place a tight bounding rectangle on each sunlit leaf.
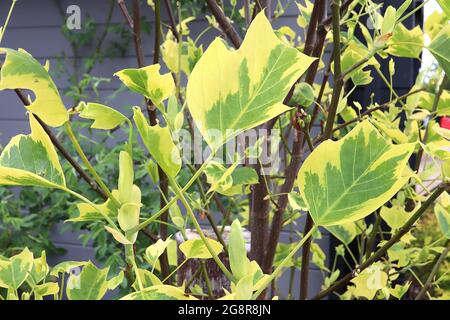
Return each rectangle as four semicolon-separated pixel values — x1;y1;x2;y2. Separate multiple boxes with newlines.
387;24;423;59
0;114;66;188
428;25;450;76
115;64;174;105
0;48;68;126
133;107;181;177
179;238;223;260
186;12;315;150
120;285;197;300
66;261;110;300
77;102;128;130
0;248;33;290
298;120;415;226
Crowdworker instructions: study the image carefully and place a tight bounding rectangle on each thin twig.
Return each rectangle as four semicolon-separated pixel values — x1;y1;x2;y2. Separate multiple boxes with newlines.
206;0;242;48
314;183;449;300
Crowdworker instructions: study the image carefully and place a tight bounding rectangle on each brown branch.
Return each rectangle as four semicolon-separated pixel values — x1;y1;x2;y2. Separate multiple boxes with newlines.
323;0;343;140
206;0;242;48
163;0;179;39
262;0;327;290
13;89;108;200
122;0;171;280
313;183;449;300
117;0;134;30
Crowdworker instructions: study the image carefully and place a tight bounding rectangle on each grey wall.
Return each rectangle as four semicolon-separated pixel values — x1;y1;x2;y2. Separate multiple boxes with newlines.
0;0;329;298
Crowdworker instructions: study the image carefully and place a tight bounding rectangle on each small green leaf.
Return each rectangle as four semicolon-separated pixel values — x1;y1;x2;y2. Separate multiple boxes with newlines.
77;102;128;130
133;107;182;177
380;205;412;231
145;238;173;266
107;271;124;290
292;83;315;107
381;6;397;36
179;238;223;260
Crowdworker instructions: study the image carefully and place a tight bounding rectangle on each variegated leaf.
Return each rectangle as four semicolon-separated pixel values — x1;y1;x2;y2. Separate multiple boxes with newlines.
77;102;128;130
133;107;181;177
298;120;415;226
115;64;174;105
186;12;315;150
0;114;66;188
0;48;68;127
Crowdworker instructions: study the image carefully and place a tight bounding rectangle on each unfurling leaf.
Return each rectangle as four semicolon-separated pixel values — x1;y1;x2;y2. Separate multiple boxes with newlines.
0;48;68;126
77;102;127;130
298;120;415;226
229;219;249;281
118;151;134;204
0;114;66;188
186;12;315;151
145;238;173;266
117;185;142;243
133;107;181;177
115;64;174;105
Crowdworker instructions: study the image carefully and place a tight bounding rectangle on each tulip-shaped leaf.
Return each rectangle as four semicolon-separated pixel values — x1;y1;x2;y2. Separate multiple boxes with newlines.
298;120;415;226
186;12;315;151
77;102;128;130
115;64;174;105
0;114;66;188
0;48;68;127
133;107;181;177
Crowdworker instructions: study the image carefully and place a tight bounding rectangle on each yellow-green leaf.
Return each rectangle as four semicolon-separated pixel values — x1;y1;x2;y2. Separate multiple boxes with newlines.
0;114;66;188
77;102;128;130
298;120;415;226
0;48;68;126
120;285;197;300
115;64;174;104
133;107;181;177
66;261;110;300
435;192;450;239
350;262;388;300
179;238;223;260
186;12;315;150
387;23;423;59
228;219;249;281
380;205;412;231
145;238;173;266
428;24;450;77
0;248;33;290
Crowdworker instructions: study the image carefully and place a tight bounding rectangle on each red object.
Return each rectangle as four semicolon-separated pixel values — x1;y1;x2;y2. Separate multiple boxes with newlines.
440;117;450;130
